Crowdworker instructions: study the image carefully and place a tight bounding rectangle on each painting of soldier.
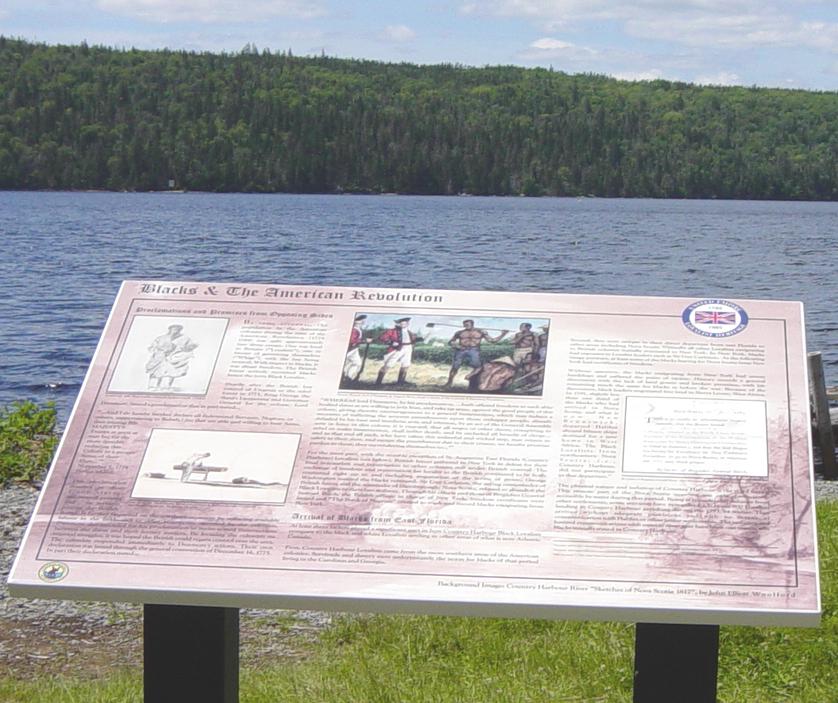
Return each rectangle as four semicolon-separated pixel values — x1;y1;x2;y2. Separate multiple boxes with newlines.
375;316;424;386
338;312;550;395
343;314;373;382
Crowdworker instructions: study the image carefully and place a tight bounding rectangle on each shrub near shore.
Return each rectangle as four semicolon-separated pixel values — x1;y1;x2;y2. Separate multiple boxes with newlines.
0;401;57;485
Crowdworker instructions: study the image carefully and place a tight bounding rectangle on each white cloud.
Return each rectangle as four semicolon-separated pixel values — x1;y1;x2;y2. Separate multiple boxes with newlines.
624;13;838;50
611;68;666;81
3;0;78;8
519;35;693;81
531;37;574;50
796;21;838;51
519;36;597;60
468;1;838;52
96;0;324;24
383;24;416;42
694;70;742;85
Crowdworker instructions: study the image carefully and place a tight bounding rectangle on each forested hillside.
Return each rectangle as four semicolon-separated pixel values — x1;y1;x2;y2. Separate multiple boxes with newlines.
3;37;838;198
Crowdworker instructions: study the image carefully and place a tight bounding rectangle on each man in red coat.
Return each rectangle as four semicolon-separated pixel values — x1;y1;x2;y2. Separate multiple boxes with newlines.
344;314;371;381
376;317;421;386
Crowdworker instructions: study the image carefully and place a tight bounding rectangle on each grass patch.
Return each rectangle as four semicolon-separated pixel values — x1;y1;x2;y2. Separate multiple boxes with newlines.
716;498;838;703
245;617;633;702
3;505;837;702
0;400;58;485
0;672;141;703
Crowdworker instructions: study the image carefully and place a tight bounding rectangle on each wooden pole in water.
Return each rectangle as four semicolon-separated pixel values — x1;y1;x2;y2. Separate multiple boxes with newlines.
808;351;837;480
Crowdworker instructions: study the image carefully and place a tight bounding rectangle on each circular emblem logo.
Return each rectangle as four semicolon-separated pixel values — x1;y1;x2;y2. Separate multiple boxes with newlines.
682;299;749;338
38;562;69;583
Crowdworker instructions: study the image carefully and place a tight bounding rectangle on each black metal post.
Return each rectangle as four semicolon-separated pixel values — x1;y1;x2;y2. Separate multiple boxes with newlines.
144;604;239;703
808;351;838;479
633;623;719;703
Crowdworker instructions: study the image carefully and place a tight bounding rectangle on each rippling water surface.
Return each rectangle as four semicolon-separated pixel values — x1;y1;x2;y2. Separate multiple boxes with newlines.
1;191;835;424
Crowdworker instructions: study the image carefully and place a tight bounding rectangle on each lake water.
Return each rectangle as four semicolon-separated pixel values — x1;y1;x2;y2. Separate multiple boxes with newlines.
1;191;836;425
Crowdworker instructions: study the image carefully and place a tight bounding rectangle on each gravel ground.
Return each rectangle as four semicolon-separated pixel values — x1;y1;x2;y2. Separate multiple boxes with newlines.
0;483;332;678
2;472;837;679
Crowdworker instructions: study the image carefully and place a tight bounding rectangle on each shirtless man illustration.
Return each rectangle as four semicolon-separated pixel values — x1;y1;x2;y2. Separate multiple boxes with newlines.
446;320;508;388
511;322;536;365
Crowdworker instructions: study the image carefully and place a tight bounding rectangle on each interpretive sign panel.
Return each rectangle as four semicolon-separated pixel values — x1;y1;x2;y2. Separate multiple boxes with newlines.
9;282;820;626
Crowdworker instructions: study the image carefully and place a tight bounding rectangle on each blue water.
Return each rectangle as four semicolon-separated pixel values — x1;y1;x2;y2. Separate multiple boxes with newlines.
1;191;836;425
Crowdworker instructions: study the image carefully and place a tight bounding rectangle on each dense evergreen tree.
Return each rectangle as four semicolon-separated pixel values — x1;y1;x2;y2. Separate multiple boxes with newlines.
2;37;838;199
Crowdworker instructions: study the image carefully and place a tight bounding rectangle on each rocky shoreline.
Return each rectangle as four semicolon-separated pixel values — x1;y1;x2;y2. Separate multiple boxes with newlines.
2;478;837;678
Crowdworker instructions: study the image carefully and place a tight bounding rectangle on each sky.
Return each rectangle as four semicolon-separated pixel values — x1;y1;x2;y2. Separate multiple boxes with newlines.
4;1;838;90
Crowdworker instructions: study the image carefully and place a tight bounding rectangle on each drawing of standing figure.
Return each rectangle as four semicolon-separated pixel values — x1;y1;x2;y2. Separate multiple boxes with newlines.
445;320;508;388
376;317;422;386
146;324;198;390
511;322;536;366
536;323;550;362
344;314;372;381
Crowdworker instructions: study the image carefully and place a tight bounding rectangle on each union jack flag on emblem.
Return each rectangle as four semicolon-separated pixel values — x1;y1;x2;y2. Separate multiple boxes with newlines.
695;311;736;325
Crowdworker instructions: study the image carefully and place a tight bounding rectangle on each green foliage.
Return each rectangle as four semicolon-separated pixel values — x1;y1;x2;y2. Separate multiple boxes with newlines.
3;37;838;199
0;400;58;485
414;342;516;365
356;343;514;364
0;672;141;702
413;345;458;365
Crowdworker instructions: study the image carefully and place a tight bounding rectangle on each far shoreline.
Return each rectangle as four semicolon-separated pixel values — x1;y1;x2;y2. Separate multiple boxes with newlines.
4;188;838;204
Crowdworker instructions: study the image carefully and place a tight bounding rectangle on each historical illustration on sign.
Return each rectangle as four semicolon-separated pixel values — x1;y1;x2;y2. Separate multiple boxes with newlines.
108;315;228;394
132;428;298;504
339;313;550;394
